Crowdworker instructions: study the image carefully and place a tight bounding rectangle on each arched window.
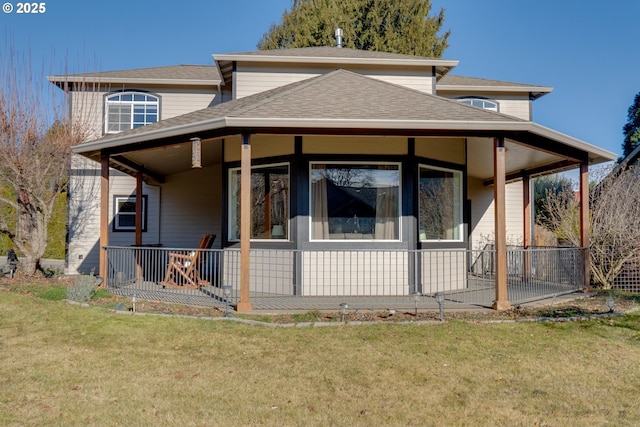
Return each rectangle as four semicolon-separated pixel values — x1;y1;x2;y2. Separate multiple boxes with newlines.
458;97;499;112
105;92;159;134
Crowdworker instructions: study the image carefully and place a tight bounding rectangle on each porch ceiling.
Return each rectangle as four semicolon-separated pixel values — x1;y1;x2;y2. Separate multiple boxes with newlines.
467;138;568;180
106;133;571;184
123;138;223;177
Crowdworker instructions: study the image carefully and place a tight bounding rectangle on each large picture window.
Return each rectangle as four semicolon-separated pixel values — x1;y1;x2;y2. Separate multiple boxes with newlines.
113;196;147;232
105;92;159;134
419;165;462;241
229;163;289;241
310;162;400;241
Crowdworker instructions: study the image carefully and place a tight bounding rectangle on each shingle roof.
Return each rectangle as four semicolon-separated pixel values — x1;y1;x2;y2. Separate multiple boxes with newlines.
48;65;221;87
90;69;523;145
437;74;552;99
214;47;459;84
237;69;523;121
74;68;616;166
224;46;443;61
439;74;545;88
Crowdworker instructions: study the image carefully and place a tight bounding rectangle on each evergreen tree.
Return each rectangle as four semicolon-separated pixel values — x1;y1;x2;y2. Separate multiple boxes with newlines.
621;92;640;159
258;0;450;58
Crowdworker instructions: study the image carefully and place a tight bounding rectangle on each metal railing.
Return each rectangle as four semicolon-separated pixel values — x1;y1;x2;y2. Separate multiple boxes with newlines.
104;246;585;311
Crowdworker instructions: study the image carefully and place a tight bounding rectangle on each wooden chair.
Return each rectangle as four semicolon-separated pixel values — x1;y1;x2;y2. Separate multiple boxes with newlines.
161;234;216;289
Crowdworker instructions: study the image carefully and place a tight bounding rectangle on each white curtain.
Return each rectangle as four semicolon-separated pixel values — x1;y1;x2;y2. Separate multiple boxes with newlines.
375;188;396;239
312;178;329;239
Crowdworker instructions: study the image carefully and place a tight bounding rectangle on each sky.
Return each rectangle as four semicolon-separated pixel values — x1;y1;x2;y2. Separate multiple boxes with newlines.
1;0;638;160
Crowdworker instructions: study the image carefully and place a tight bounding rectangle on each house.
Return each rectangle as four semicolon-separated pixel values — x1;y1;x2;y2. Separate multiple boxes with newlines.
48;44;616;311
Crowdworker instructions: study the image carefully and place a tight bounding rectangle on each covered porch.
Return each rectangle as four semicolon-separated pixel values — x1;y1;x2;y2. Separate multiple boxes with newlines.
72;71;614;311
102;246;585;311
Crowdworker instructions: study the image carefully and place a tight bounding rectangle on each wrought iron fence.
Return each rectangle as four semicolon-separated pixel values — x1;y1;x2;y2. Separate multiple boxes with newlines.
104;246;585;311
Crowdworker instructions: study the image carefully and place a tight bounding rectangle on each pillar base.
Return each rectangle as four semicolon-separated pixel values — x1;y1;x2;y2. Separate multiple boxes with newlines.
492;300;511;311
236;301;253;313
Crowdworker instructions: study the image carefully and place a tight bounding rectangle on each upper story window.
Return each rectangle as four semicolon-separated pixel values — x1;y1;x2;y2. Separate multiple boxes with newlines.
105;92;159;134
458;97;499;112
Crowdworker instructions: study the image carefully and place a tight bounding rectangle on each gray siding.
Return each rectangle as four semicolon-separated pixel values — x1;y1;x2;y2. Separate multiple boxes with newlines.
66;155;161;274
158;165;223;249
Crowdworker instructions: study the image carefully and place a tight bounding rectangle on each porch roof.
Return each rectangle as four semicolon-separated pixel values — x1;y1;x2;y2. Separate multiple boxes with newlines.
72;68;615;180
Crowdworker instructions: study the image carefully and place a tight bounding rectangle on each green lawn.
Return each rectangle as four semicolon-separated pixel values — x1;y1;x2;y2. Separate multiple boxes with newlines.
1;289;639;426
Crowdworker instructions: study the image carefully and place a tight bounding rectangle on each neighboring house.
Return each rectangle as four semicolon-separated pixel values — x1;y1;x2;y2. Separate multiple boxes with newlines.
48;45;616;311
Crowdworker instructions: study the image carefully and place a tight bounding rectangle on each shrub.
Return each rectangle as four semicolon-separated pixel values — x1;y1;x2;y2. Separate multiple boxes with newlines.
67;274;100;302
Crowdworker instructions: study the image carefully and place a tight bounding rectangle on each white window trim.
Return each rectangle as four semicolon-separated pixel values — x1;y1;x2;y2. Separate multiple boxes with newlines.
104;91;159;134
114;196;147;232
458;97;499;112
309;161;402;242
228;162;290;242
418;164;463;242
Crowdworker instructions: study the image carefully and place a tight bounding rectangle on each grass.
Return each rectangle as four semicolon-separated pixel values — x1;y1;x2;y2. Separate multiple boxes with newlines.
1;290;640;426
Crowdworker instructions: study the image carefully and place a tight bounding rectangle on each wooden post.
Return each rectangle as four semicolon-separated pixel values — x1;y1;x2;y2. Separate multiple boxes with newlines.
135;171;143;283
237;133;253;312
580;163;590;291
493;137;510;310
135;172;143;246
100;155;110;287
523;175;531;281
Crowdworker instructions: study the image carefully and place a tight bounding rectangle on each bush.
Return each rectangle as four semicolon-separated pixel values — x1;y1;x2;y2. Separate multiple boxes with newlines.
67;274;100;302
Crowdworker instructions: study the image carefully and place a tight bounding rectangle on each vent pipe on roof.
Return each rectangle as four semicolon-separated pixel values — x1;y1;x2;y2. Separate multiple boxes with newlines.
335;28;343;48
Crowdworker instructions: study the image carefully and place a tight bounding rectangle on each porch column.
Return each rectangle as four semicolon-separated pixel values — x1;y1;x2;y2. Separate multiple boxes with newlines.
135;171;143;245
135;171;143;284
579;163;590;291
237;133;253;312
493;137;510;310
99;154;110;287
523;175;532;280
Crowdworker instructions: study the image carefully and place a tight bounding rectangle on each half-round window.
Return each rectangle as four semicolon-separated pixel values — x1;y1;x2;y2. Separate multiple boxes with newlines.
458;97;499;112
105;92;159;134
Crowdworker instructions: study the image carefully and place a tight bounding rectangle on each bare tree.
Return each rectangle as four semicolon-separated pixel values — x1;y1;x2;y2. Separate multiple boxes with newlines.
0;46;88;275
543;166;640;289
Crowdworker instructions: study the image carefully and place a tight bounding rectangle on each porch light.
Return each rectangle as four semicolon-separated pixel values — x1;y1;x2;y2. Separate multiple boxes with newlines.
222;285;234;318
191;137;202;168
435;292;445;321
339;302;349;322
606;297;615;313
412;291;422;316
